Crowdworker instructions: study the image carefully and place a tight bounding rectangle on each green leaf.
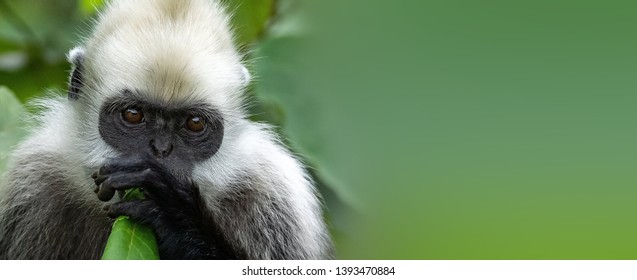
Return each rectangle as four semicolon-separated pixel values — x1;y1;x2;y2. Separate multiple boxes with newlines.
0;86;27;174
221;0;275;47
101;189;160;260
0;0;85;102
79;0;105;17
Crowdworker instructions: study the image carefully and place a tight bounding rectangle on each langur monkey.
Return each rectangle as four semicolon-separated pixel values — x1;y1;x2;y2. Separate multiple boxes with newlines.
0;0;332;259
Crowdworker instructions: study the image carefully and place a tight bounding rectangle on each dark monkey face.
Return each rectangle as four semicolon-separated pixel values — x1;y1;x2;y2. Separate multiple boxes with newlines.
98;90;224;174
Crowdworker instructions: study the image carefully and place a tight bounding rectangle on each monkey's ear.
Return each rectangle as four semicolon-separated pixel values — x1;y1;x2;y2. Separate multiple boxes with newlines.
67;47;85;100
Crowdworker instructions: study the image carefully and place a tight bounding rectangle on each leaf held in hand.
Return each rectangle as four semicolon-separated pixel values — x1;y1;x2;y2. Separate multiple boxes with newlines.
101;189;160;260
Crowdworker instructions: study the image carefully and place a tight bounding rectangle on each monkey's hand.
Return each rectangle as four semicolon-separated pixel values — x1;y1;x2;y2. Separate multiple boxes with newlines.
92;156;234;259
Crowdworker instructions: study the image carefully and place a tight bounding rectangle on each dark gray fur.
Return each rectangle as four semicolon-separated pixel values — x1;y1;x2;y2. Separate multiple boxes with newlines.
0;154;110;259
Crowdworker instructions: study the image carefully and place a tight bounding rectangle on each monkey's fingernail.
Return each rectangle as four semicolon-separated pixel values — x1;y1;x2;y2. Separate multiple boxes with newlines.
91;172;98;179
93;186;99;193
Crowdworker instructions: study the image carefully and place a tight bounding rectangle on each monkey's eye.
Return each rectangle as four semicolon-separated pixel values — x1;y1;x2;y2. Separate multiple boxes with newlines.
186;116;205;132
122;107;144;124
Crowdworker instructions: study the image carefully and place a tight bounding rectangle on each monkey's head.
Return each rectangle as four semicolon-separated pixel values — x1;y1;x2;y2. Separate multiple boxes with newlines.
68;0;250;175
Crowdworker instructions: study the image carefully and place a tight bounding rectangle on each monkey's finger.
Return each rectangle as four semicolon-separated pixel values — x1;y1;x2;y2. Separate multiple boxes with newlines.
107;200;160;225
98;156;158;176
100;168;166;192
93;169;148;186
96;185;117;201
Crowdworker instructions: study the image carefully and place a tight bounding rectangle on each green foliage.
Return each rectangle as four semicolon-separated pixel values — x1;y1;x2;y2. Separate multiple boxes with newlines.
79;0;105;17
0;86;26;174
101;189;160;260
0;0;84;102
221;0;274;48
250;1;357;240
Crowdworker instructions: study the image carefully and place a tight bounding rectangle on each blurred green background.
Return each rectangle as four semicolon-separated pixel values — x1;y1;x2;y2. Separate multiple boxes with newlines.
1;0;637;259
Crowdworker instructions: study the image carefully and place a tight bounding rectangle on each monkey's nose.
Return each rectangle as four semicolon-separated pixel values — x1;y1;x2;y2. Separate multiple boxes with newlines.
150;138;174;158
